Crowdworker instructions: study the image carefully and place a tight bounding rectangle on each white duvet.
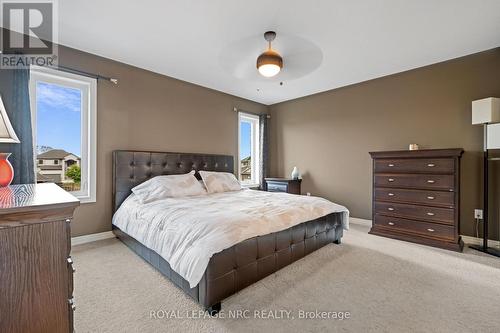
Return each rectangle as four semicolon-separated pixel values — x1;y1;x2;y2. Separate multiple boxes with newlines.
112;189;349;287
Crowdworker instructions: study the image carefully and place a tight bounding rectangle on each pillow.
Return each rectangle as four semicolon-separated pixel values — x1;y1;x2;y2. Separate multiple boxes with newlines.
132;170;206;203
199;171;242;194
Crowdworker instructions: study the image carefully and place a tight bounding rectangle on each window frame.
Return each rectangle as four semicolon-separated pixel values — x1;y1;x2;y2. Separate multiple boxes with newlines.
29;65;97;203
237;112;260;187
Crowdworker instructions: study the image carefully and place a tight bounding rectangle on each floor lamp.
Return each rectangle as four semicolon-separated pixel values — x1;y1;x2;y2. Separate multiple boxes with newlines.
470;97;500;257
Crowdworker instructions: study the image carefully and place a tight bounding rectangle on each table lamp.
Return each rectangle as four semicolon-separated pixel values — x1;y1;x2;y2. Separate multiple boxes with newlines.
0;95;20;187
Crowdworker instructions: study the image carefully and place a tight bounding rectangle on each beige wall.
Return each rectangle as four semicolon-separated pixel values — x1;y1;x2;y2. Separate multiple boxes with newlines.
56;46;267;236
269;48;500;238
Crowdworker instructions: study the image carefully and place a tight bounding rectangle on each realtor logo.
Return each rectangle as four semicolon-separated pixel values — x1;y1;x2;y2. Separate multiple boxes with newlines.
0;0;58;68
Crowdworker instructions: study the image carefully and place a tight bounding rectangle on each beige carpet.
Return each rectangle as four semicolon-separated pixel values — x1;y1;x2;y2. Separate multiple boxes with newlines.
73;221;500;333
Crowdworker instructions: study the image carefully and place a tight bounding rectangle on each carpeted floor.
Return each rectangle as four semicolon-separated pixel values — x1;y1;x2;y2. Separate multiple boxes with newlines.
72;221;500;333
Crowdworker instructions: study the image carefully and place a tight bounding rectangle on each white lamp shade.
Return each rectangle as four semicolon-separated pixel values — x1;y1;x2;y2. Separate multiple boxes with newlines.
487;123;500;149
0;95;20;143
472;97;500;125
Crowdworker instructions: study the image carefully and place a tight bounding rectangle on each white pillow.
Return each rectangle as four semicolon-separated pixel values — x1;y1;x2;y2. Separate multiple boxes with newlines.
132;170;206;203
199;171;242;194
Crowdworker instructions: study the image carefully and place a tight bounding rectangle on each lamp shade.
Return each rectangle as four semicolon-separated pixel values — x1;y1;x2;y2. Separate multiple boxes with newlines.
0;95;20;143
487;123;500;149
472;97;500;125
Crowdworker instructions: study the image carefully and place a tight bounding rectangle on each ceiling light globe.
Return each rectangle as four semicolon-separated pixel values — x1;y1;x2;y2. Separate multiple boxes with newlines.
256;49;283;78
258;64;281;77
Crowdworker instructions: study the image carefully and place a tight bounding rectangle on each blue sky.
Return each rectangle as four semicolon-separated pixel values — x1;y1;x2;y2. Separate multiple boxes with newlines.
36;82;82;157
240;121;251;159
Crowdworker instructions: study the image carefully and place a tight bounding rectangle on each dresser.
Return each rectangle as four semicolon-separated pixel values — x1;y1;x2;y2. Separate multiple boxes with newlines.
369;149;464;251
264;178;302;194
0;183;80;333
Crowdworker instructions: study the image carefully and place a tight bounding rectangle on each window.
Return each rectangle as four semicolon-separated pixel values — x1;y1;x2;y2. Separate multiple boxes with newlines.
38;160;43;164
238;112;260;186
29;66;97;203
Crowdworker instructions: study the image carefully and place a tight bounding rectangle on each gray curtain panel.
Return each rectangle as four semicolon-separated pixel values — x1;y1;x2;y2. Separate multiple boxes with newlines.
259;114;269;190
0;68;35;184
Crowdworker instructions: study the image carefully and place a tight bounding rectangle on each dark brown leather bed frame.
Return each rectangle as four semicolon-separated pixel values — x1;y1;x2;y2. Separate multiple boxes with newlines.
112;150;344;314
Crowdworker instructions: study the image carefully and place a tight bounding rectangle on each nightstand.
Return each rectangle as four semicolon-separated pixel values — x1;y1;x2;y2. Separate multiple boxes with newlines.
265;178;302;194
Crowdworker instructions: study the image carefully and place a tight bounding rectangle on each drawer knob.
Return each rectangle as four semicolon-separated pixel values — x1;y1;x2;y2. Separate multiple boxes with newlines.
65;219;71;223
388;222;395;226
427;180;435;184
388;178;395;182
388;207;395;211
427;228;435;232
388;193;395;196
388;163;395;167
427;212;435;216
427;163;436;167
427;196;435;200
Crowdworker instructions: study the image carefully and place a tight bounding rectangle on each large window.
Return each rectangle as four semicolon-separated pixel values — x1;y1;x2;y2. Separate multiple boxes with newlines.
238;112;260;186
29;66;97;202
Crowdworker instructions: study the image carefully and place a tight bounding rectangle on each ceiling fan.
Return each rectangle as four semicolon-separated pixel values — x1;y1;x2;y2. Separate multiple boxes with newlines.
256;31;283;78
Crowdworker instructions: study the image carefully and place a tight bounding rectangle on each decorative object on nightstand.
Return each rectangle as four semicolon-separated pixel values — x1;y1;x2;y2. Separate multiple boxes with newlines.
470;97;500;258
0;95;20;187
0;183;80;332
265;178;301;194
369;148;464;252
291;166;300;180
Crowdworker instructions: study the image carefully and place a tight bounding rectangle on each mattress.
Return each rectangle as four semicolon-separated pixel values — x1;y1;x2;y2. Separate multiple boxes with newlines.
112;189;349;287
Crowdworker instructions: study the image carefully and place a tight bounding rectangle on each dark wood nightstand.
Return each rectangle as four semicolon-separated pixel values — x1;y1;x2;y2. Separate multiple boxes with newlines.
265;178;302;194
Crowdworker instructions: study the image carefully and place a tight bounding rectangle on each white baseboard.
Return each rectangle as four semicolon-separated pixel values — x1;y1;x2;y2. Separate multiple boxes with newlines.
461;235;500;247
72;231;116;246
349;217;371;226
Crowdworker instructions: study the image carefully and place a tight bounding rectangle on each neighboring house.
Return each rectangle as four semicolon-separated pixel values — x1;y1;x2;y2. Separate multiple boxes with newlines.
36;149;80;183
240;156;251;181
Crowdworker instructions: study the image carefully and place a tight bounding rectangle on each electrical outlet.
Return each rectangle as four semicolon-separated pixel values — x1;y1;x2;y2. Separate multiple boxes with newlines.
474;209;483;219
306;192;311;196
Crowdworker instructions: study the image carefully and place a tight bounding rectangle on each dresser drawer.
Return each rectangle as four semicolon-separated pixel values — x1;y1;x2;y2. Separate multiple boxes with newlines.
374;188;455;208
374;215;455;241
266;183;288;192
374;174;454;191
374;158;454;174
374;201;454;224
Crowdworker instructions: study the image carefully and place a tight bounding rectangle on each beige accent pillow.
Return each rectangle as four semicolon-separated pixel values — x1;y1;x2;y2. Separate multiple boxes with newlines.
199;171;242;194
132;170;206;203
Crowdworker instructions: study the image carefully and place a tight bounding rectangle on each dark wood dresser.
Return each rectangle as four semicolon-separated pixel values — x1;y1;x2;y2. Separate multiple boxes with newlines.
0;183;80;333
265;178;302;194
369;149;464;251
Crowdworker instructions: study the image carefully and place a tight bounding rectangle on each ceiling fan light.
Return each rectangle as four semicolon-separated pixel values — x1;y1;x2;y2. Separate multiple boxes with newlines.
258;64;281;77
256;50;283;78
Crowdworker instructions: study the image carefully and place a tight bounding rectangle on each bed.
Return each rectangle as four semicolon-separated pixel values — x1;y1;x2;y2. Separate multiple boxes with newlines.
112;150;348;314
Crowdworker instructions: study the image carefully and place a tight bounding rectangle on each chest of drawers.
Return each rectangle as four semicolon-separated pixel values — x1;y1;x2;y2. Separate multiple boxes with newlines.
0;184;80;332
369;149;464;251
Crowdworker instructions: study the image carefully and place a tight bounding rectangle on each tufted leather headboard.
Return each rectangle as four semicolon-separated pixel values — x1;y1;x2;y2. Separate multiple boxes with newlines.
112;150;234;212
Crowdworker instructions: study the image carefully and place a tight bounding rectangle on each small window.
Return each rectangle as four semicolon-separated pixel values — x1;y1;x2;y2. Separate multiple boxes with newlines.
238;112;260;186
38;160;43;164
30;66;97;203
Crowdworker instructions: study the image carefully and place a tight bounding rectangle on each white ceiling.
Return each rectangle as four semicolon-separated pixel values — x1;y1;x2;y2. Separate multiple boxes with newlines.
45;1;500;104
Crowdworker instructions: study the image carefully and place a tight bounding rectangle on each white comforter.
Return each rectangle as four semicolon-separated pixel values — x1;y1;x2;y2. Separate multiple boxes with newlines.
112;189;349;287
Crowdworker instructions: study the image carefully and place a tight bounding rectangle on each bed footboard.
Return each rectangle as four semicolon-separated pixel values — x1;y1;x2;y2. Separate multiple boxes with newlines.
113;212;344;313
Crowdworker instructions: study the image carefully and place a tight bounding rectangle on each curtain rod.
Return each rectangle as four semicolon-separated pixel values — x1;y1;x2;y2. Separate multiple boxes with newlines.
233;107;270;118
50;65;118;84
